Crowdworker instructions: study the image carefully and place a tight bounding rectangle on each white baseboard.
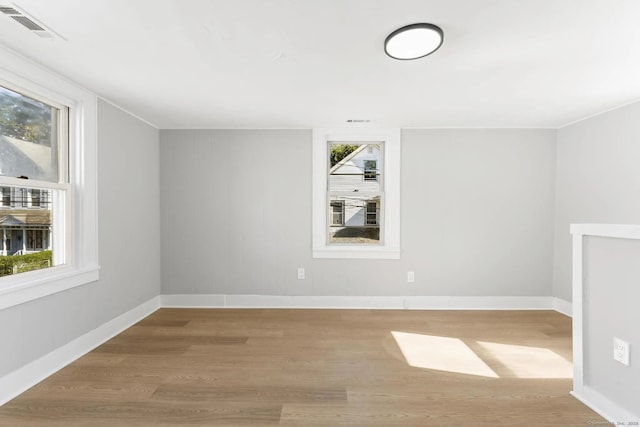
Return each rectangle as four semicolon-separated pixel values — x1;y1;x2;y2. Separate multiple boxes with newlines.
160;294;226;308
162;294;561;311
552;297;572;317
572;387;639;424
0;296;161;406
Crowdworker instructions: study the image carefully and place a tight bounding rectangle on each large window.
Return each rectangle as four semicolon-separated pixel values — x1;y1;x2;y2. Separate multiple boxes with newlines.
0;46;98;310
312;128;400;259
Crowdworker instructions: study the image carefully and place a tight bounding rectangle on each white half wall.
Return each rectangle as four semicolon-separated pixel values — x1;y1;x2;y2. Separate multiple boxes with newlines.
571;224;640;422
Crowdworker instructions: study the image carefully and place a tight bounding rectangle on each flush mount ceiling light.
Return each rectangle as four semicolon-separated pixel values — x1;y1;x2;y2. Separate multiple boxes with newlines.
384;23;443;60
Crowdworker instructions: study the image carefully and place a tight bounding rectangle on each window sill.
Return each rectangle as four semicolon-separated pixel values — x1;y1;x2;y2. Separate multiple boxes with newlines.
0;265;100;310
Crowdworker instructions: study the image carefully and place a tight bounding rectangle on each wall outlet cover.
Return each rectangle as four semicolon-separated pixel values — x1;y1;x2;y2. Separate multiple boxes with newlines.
613;337;630;366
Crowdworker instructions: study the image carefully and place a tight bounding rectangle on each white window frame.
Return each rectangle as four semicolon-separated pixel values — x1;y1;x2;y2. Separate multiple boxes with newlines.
312;128;400;259
0;45;99;310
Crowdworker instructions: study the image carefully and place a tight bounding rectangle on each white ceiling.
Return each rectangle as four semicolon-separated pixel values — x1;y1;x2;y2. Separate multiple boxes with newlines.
1;0;640;129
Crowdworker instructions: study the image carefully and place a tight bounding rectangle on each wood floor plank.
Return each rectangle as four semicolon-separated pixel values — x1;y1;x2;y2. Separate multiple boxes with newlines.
0;308;604;426
152;383;347;405
0;400;282;426
280;399;599;426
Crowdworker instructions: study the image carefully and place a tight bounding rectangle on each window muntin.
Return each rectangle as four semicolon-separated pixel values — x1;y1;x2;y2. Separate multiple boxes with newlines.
0;84;66;277
327;142;383;245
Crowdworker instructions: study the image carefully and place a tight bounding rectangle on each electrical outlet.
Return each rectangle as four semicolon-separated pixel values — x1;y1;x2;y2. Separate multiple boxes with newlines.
407;271;415;283
613;337;630;366
297;268;305;280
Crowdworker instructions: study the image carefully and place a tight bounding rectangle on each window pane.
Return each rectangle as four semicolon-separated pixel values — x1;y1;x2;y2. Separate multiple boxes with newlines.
329;143;382;193
0;186;54;277
328;195;380;244
0;86;60;182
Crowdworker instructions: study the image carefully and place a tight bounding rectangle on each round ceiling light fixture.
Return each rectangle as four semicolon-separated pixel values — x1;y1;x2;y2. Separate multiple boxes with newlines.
384;23;444;60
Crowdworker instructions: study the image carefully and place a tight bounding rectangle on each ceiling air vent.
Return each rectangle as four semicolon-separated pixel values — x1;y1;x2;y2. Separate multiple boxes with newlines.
0;6;20;14
0;4;62;39
11;15;44;31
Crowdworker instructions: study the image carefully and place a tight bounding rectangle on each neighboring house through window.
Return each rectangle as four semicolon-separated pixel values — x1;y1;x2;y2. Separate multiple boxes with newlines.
327;143;382;244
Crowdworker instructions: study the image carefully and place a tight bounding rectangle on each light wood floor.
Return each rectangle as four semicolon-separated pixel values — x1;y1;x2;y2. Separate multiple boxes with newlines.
0;309;603;426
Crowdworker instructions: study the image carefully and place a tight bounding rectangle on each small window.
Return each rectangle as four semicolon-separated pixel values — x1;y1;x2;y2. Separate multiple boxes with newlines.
31;189;41;207
364;160;377;181
26;229;47;251
0;187;9;206
366;201;378;225
330;200;344;225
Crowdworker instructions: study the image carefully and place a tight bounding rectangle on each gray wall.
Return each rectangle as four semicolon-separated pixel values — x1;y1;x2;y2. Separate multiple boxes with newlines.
584;236;640;417
160;128;557;297
0;99;160;377
553;101;640;302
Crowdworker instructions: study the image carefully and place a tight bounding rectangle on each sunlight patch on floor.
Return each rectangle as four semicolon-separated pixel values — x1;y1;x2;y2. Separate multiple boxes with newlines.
391;331;499;378
476;341;573;379
392;331;573;379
